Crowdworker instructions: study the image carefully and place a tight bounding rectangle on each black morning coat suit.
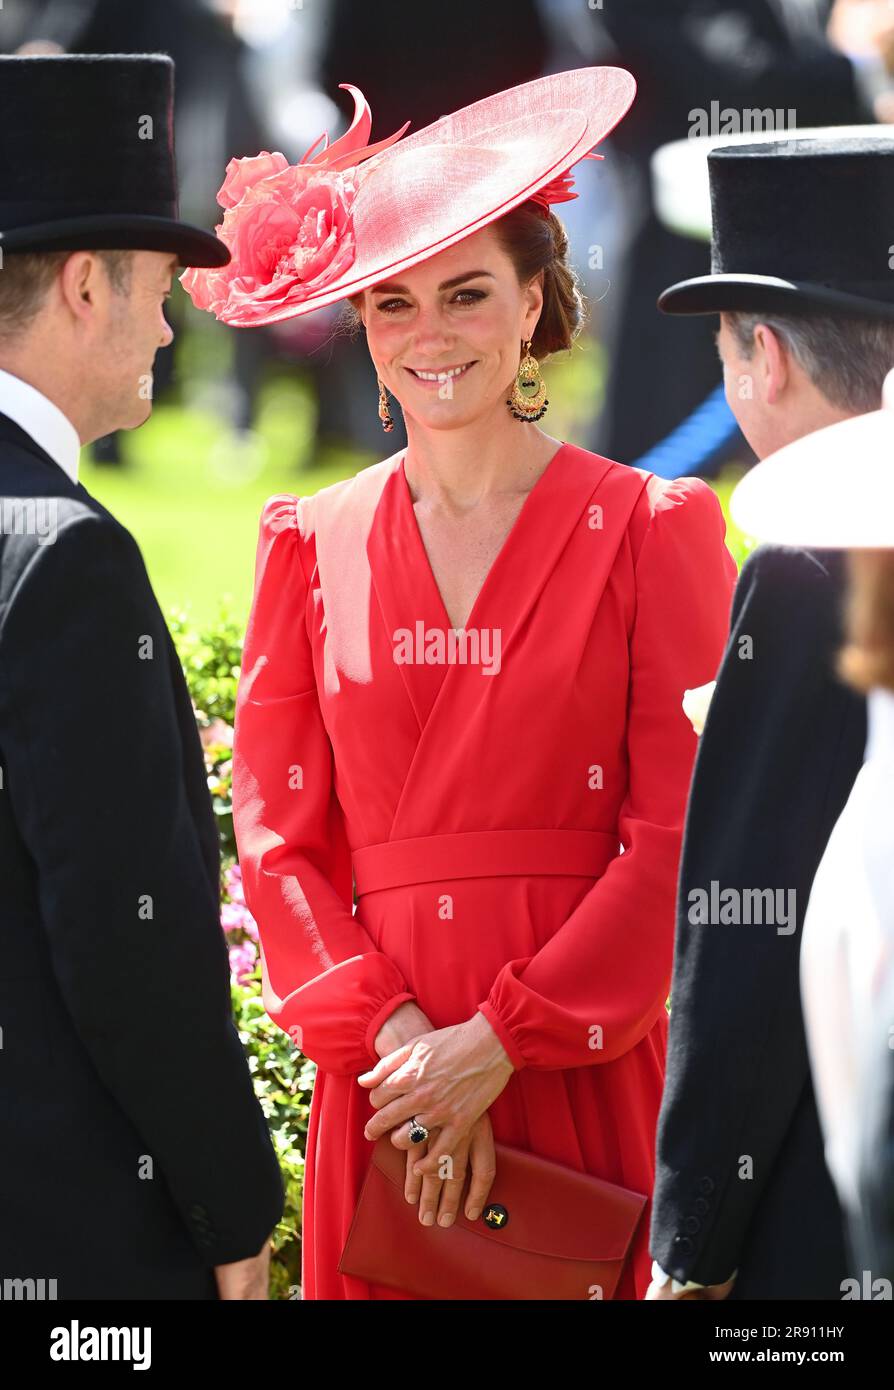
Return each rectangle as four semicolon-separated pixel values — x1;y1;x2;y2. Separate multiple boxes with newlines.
0;413;283;1299
650;544;868;1298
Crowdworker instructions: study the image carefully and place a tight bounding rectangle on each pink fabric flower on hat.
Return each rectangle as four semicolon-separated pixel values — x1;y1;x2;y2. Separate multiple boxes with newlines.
182;163;360;326
181;84;409;327
217;151;290;209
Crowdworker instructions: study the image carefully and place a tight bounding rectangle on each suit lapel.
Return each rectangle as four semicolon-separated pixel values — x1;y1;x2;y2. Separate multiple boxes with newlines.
0;411;91;504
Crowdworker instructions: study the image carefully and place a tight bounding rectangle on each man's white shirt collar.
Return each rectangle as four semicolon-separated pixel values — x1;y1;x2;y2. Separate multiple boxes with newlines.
0;367;81;484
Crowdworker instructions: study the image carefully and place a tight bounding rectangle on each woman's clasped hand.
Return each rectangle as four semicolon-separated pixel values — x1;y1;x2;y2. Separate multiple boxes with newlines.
358;1006;515;1229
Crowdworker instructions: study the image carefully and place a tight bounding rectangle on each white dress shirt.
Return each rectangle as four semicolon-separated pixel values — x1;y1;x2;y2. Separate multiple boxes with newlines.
0;367;81;484
801;687;894;1215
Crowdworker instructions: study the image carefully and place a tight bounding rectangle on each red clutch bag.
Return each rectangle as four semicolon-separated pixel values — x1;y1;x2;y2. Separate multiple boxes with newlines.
338;1135;647;1300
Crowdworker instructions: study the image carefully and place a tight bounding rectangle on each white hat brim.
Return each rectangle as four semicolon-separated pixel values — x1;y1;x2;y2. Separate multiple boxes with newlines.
731;408;894;548
652;123;894;242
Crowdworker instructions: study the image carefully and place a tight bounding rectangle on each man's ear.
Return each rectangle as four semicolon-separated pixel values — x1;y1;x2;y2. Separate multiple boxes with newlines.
58;252;101;323
756;322;789;406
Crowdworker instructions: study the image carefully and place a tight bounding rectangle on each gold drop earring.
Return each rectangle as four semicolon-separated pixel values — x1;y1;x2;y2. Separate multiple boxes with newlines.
507;339;548;422
378;378;395;433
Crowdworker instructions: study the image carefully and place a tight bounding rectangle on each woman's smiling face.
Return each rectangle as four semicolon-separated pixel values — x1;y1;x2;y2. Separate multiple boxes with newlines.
360;224;544;431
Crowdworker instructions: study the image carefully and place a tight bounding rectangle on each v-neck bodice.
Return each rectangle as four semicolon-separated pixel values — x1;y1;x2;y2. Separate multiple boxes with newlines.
397;442;572;634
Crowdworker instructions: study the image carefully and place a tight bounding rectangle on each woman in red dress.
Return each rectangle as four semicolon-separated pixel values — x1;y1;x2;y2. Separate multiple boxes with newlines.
184;69;738;1299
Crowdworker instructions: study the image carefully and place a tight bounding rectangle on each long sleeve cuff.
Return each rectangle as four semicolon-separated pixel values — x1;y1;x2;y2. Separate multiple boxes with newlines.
269;953;415;1076
363;991;417;1066
477;999;527;1072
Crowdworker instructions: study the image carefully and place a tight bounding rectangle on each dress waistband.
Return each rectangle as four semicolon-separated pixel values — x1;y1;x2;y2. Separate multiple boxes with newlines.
352;828;619;896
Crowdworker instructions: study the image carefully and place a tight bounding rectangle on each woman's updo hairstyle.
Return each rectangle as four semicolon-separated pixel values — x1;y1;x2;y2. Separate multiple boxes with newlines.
342;203;586;358
491;202;586;360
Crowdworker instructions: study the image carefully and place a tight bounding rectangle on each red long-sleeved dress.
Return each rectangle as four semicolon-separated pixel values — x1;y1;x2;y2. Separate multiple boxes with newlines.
232;441;737;1299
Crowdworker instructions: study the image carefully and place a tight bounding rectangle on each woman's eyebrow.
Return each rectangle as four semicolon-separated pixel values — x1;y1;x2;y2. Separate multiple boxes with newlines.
370;270;496;295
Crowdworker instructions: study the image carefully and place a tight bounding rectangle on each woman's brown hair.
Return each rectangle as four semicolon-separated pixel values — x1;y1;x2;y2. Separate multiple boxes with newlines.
343;202;586;359
490;203;586;358
839;550;894;695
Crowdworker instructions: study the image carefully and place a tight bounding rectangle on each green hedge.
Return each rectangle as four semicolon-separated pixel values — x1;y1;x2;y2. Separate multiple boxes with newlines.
170;609;310;1300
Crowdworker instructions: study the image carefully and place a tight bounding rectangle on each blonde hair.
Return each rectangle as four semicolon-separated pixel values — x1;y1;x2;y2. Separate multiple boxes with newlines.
839;550;894;694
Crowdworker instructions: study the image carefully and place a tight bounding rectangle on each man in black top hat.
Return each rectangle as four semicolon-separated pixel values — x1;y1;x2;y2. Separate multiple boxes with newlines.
0;54;283;1299
647;134;894;1299
595;0;894;466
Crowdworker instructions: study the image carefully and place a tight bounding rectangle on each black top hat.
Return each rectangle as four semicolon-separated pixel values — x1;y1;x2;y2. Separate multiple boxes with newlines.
0;54;229;268
658;136;894;321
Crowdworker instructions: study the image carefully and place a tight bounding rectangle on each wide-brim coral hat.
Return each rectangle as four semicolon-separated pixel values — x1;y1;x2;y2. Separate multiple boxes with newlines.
181;67;636;327
730;368;894;549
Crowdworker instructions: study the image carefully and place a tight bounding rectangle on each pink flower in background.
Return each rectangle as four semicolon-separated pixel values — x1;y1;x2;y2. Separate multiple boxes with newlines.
199;718;234;751
221;900;259;942
229;940;258;984
221;864;259;941
225;863;245;903
220;902;245;933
